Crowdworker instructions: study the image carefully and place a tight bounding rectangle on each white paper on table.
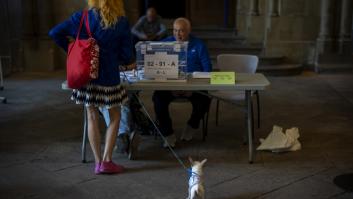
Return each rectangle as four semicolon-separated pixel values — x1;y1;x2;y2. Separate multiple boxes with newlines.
192;72;211;79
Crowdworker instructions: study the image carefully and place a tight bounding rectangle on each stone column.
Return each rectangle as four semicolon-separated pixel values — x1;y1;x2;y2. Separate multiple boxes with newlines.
318;0;332;40
224;0;230;28
22;0;60;71
234;0;240;34
245;0;253;35
262;0;273;56
315;0;333;64
0;0;23;73
251;0;260;15
314;0;334;70
338;0;352;53
272;0;281;17
37;0;55;38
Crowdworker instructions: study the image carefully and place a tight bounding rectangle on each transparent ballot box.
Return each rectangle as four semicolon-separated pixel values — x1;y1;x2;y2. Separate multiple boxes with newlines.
135;41;188;81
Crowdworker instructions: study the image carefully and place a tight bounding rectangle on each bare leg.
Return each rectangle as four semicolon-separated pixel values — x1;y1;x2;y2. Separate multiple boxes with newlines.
103;106;121;162
86;106;101;164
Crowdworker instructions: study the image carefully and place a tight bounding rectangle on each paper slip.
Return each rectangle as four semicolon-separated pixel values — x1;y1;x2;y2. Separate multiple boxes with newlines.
210;72;236;85
192;72;211;79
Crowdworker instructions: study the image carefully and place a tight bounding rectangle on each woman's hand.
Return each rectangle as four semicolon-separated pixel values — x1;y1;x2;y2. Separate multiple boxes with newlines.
120;62;136;71
126;62;136;70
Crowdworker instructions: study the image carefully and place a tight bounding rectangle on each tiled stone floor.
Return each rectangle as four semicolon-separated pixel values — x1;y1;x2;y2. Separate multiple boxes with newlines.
1;71;353;199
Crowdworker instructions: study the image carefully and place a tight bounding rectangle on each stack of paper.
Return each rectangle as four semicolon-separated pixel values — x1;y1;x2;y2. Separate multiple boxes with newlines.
192;72;210;79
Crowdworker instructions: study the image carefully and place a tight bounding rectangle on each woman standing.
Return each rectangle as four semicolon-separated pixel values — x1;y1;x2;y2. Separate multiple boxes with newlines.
49;0;133;174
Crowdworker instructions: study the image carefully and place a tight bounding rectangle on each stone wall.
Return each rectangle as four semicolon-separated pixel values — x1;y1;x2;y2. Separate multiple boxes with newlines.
20;0;139;72
20;0;87;72
236;0;322;64
1;0;352;73
0;0;23;75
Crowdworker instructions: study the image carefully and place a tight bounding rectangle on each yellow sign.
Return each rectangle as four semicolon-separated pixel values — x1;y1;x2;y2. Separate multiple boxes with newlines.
210;72;236;85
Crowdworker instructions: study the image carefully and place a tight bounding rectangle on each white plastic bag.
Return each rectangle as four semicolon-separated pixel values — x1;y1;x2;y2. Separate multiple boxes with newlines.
257;125;301;152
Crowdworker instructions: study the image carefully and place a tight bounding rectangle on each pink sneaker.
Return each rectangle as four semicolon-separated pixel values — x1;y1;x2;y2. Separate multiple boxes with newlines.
94;162;101;175
99;161;124;174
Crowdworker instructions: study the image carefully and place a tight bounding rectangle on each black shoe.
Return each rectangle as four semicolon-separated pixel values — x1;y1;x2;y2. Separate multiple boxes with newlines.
128;131;141;160
116;133;129;154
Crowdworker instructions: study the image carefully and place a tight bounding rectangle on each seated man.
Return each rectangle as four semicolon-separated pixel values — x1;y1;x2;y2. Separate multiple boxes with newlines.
131;7;167;42
153;18;212;148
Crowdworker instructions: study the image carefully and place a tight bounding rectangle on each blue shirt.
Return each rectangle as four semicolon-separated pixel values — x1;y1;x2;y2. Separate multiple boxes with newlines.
163;35;212;72
49;9;133;86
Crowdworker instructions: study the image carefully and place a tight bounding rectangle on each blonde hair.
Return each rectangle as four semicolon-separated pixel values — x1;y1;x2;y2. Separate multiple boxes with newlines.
88;0;126;28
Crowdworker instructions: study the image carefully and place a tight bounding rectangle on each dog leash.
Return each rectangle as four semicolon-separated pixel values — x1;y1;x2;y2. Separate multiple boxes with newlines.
121;69;191;171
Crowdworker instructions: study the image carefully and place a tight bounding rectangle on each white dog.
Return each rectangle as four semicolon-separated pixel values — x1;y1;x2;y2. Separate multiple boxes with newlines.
187;157;207;199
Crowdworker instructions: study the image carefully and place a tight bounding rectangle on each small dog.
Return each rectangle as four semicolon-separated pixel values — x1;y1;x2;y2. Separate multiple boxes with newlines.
187;157;207;199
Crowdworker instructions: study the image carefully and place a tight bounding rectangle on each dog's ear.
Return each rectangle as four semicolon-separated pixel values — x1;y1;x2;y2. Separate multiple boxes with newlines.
200;159;207;166
188;157;194;165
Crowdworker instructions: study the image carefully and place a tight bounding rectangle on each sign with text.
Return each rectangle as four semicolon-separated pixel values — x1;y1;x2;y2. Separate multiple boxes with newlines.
144;52;178;79
210;72;236;85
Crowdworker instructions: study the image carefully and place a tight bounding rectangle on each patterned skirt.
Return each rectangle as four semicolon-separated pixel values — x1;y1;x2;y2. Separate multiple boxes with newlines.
71;83;128;109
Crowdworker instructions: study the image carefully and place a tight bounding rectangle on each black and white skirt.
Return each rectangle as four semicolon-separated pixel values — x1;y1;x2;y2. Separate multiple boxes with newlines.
71;83;128;109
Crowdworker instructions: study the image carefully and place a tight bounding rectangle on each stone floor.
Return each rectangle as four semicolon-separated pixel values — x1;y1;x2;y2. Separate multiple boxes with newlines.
1;71;353;199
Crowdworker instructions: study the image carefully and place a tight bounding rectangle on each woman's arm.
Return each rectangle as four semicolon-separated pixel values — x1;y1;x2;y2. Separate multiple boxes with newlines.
48;12;82;52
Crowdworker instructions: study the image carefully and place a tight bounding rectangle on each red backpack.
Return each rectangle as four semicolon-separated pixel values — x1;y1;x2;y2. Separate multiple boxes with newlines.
67;10;99;89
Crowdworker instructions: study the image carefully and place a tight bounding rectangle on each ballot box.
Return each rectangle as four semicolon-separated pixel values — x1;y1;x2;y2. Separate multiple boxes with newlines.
135;41;188;81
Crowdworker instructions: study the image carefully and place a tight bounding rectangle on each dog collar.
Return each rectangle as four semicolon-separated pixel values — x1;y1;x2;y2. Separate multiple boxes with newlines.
188;168;202;185
187;169;199;178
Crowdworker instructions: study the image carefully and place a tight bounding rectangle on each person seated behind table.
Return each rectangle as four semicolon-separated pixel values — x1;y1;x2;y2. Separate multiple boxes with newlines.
131;7;167;41
152;18;212;148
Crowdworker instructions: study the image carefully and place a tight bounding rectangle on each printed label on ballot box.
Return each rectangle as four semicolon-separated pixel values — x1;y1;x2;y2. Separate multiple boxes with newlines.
144;52;178;79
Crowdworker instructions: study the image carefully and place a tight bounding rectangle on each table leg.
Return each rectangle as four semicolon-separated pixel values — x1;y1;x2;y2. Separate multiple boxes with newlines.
82;106;88;163
0;57;7;103
246;90;255;163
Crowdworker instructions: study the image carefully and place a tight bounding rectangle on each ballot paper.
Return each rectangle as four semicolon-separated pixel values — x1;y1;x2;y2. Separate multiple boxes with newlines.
192;72;211;79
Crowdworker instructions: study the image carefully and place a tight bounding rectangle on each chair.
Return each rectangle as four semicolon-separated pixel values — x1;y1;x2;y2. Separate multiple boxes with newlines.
0;56;10;104
211;54;261;132
171;96;211;141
